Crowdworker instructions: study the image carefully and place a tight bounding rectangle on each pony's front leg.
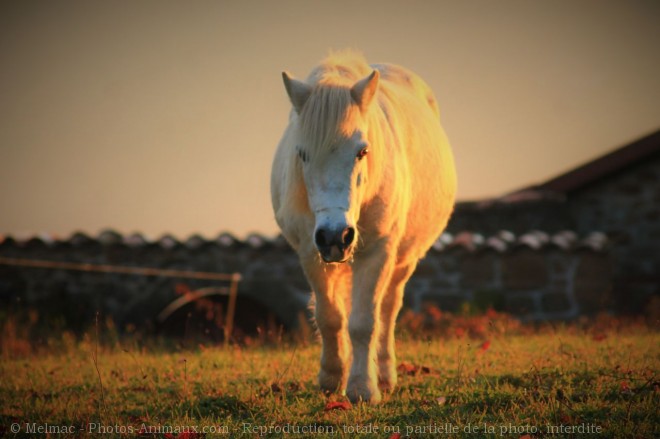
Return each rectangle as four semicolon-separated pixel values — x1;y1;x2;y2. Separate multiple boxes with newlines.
302;258;350;395
378;262;416;392
315;291;350;394
346;249;395;404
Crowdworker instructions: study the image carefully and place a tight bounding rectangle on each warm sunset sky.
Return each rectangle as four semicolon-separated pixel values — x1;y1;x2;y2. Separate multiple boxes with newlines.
1;1;659;239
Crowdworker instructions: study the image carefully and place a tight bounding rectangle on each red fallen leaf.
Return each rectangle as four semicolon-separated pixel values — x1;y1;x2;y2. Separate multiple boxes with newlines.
397;362;433;376
479;340;491;352
559;413;573;424
324;401;351;411
287;381;304;392
519;435;532;439
620;381;633;394
130;386;149;392
397;362;418;375
389;434;402;439
486;308;498;318
427;306;442;321
177;433;201;439
592;333;607;342
262;381;304;397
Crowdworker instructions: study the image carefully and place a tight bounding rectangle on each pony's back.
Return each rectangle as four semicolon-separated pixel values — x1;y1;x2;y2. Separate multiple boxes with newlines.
372;63;441;118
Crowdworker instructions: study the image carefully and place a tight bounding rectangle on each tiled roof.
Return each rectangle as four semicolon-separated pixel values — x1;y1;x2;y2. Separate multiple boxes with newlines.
455;128;660;210
537;129;660;194
0;229;609;253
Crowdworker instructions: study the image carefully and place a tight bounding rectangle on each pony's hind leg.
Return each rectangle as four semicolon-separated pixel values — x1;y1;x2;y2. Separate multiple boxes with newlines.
378;262;416;392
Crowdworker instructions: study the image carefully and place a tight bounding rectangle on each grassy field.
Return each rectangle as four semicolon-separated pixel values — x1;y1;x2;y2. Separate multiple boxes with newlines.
1;320;658;438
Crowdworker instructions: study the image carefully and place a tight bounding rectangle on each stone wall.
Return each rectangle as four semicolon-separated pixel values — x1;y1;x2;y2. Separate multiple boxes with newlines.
567;155;660;312
0;230;613;336
409;232;612;321
446;152;660;313
0;233;309;337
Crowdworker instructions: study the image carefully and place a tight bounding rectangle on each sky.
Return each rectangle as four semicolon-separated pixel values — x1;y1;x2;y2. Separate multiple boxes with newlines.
1;0;659;240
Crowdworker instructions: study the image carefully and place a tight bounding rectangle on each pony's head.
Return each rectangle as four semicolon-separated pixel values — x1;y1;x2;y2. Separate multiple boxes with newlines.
282;69;380;263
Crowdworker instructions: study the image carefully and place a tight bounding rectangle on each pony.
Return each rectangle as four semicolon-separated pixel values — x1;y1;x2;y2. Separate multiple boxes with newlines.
270;50;456;403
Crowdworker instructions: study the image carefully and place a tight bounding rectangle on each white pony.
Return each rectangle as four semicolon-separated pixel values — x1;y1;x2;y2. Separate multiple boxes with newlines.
271;51;456;403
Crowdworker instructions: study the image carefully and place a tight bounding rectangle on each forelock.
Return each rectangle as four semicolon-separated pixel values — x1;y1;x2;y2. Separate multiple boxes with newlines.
299;85;358;157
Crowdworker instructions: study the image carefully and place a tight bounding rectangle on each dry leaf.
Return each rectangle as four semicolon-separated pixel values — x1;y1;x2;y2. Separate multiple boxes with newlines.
397;362;433;376
324;401;351;411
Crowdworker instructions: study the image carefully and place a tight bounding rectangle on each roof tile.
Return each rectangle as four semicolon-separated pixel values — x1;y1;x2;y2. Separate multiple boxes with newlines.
0;230;610;253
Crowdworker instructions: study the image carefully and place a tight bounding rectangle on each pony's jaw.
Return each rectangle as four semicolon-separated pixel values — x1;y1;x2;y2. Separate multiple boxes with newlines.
319;246;353;264
317;237;355;263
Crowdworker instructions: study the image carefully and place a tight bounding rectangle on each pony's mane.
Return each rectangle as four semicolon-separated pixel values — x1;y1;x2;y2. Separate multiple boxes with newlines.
299;50;373;157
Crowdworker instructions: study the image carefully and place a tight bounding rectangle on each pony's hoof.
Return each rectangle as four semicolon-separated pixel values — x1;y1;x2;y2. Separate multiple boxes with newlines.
378;377;397;393
346;379;381;404
378;363;398;392
319;369;345;395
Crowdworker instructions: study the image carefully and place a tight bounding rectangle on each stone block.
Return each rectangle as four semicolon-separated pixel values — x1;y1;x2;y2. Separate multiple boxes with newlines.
404;279;429;300
430;253;461;274
414;257;439;277
428;273;460;290
502;249;547;290
422;295;464;313
473;289;507;311
574;253;613;312
541;292;572;313
505;295;536;315
460;252;496;288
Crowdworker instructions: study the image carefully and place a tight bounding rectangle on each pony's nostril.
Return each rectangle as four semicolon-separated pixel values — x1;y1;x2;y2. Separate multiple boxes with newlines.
316;226;354;250
342;227;355;247
315;229;330;248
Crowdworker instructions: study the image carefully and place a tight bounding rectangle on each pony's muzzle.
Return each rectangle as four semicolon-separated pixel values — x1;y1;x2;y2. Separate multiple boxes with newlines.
314;226;355;263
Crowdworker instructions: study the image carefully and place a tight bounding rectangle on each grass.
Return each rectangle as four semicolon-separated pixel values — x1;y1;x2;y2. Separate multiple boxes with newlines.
0;318;658;438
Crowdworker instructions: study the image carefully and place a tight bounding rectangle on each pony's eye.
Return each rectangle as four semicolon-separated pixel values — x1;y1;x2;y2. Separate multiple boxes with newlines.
297;147;308;163
356;147;369;160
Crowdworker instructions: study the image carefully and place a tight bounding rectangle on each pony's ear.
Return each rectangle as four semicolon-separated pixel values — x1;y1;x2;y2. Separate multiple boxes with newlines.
282;71;312;114
351;70;379;112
